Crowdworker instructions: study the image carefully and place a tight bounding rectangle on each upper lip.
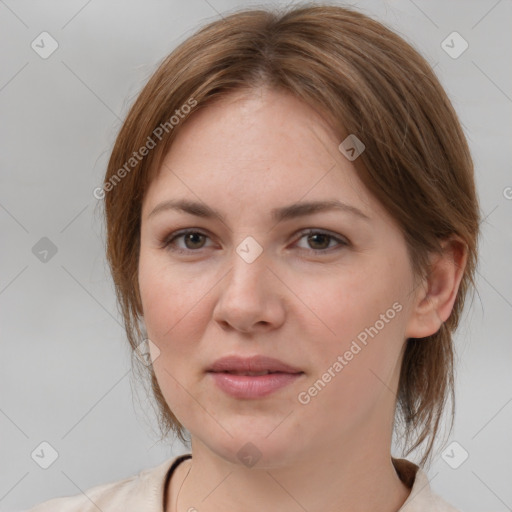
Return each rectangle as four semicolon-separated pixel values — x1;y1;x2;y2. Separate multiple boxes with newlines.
207;355;303;374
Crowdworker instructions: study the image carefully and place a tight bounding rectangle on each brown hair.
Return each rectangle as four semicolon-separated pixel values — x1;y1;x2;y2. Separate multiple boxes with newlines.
100;2;480;467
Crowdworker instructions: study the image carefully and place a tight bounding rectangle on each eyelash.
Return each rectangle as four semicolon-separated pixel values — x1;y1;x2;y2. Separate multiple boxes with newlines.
160;228;349;256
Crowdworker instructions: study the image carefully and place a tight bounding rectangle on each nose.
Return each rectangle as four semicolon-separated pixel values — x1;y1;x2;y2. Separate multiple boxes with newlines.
212;248;286;334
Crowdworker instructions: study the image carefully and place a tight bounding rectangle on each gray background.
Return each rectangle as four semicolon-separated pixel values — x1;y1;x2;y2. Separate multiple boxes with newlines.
1;0;511;510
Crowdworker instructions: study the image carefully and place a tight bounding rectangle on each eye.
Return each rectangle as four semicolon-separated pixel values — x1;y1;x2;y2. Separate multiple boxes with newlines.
161;228;349;255
294;229;348;253
161;229;213;254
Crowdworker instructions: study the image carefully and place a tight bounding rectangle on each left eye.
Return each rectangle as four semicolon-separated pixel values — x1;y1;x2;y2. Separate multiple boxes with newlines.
295;229;348;252
162;229;348;254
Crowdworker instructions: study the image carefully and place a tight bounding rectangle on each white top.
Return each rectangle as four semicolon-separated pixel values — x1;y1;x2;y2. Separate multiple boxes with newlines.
25;454;461;511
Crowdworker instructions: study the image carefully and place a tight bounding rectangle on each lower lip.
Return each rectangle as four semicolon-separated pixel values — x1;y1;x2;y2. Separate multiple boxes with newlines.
208;372;303;398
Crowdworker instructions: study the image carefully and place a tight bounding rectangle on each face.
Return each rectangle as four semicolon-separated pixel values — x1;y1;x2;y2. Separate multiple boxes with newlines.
138;88;422;468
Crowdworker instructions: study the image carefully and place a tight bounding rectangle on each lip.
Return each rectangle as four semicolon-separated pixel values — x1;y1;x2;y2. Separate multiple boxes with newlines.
207;355;303;374
207;355;304;399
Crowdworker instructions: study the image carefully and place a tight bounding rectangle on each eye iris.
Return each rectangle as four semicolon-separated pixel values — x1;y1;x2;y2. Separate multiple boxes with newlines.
308;233;330;250
185;232;205;249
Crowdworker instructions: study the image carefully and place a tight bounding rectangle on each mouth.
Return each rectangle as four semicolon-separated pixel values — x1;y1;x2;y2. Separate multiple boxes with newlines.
211;370;298;376
206;355;304;398
207;354;303;375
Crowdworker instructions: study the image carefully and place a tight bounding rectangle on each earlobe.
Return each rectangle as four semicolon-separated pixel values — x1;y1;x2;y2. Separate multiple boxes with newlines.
404;236;467;339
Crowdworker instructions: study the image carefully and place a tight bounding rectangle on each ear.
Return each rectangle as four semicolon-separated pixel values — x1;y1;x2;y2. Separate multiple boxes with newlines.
404;236;468;339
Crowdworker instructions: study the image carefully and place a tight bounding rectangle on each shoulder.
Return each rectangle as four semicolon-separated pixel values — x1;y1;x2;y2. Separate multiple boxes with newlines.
25;454;190;512
431;493;461;512
393;458;462;512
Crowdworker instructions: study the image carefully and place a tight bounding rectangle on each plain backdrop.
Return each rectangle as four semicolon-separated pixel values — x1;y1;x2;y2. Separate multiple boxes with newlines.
1;1;511;510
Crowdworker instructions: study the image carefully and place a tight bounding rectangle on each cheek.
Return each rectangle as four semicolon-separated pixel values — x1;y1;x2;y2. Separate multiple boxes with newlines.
138;250;212;343
138;253;208;423
295;308;406;439
292;260;408;414
288;260;404;349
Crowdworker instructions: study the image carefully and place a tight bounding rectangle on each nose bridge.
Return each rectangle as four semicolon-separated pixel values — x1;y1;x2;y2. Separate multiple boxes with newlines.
228;234;269;293
235;233;265;266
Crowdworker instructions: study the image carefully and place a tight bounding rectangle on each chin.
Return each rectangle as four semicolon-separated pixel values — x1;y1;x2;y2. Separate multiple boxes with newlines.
197;427;306;470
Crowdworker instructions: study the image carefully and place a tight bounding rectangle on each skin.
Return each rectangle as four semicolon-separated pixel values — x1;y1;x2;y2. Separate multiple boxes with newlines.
138;87;467;512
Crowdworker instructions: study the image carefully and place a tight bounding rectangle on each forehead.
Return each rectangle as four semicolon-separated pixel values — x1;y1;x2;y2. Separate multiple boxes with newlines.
142;88;376;220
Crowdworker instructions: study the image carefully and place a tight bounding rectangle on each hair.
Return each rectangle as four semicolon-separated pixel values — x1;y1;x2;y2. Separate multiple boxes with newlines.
100;2;480;468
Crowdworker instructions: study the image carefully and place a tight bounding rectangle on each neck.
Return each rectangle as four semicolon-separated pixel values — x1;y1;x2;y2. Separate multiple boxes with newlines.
167;440;411;512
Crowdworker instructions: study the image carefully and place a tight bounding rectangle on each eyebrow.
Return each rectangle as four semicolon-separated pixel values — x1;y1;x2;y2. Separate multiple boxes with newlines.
148;198;371;223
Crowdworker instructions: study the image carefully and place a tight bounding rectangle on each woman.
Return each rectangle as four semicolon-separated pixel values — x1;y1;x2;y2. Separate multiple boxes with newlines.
28;3;479;511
